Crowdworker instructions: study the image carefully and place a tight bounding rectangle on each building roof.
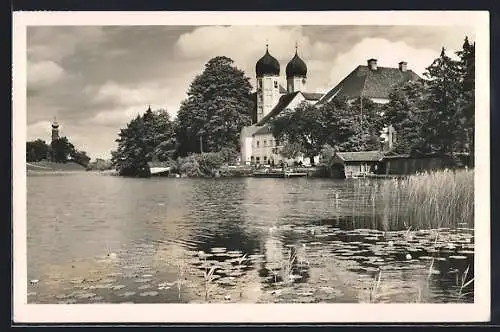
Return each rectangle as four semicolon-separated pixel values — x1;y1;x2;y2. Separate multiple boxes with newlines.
279;85;287;94
255;91;300;126
286;50;307;78
253;125;273;136
256;47;280;77
335;151;385;162
317;65;421;106
302;92;324;101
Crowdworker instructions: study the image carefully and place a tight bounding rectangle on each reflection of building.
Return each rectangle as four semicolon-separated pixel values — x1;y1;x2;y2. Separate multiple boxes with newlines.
240;47;422;166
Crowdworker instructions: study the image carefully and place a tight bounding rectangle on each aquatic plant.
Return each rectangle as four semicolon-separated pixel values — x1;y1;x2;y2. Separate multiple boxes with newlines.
355;169;473;231
456;265;474;302
203;258;217;302
281;249;298;284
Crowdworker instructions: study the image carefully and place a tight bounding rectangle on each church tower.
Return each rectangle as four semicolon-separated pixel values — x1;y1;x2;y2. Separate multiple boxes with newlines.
255;44;281;123
286;43;307;93
51;117;60;142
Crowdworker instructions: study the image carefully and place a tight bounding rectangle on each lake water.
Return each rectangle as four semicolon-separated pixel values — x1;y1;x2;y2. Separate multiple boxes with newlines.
27;172;474;304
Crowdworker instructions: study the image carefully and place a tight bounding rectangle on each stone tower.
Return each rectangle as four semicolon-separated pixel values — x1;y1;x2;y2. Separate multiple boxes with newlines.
255;44;281;123
51;117;60;142
285;43;307;93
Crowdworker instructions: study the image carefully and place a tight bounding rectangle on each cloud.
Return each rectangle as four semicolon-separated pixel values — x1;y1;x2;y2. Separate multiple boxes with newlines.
27;61;65;90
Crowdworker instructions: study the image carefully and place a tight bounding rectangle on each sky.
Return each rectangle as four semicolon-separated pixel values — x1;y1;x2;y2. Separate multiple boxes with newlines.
26;25;475;160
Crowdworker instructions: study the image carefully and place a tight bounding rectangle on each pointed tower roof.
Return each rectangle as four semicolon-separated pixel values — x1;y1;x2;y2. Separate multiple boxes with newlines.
286;42;307;78
255;43;280;77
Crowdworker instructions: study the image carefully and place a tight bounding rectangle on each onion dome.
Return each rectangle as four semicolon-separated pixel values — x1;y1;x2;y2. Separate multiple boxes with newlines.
256;45;280;77
51;119;59;128
286;46;307;78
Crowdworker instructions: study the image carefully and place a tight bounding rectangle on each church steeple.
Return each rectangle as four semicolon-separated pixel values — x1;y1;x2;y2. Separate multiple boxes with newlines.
286;42;307;93
255;43;281;123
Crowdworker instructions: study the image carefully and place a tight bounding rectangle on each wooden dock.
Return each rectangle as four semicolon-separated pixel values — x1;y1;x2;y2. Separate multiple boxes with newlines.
252;170;308;178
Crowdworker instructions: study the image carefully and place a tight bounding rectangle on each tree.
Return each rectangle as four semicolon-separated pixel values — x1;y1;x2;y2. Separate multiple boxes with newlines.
383;80;428;154
271;102;326;165
111;114;151;177
175;56;253;156
348;97;384;151
70;149;91;168
420;47;463;154
26;139;50;162
111;106;178;177
50;137;75;163
317;97;360;152
279;142;304;160
456;36;475;158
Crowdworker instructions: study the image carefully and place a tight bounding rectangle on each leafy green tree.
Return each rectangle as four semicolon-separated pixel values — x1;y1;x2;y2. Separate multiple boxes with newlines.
348;97;384;151
111;114;151;177
111;106;177;176
50;137;75;163
26;139;50;162
383;80;428;154
456;36;475;158
175;56;253;156
317;97;360;151
279;142;304;160
271;102;325;165
70;149;91;168
420;47;463;154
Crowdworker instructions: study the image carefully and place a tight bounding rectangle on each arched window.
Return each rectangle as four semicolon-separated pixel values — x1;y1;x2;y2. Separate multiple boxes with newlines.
274;81;278;88
256;141;260;148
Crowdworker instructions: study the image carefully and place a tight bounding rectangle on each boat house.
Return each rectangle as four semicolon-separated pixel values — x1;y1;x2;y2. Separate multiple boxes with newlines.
330;151;385;178
378;153;458;175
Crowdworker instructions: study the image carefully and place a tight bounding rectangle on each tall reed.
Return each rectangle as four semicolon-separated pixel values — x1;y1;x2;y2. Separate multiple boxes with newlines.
354;169;474;231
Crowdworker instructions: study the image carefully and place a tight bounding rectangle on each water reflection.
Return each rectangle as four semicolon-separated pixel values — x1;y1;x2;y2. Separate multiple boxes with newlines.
27;173;474;304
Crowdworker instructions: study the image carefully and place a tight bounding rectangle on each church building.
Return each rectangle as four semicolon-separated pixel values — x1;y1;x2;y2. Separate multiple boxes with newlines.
239;45;422;166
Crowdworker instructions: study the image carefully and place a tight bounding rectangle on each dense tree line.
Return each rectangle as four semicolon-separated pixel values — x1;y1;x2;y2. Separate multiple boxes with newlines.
111;56;253;176
26;137;91;167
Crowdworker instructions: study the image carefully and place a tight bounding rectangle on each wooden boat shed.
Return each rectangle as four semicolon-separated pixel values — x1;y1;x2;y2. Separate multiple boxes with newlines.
330;151;385;178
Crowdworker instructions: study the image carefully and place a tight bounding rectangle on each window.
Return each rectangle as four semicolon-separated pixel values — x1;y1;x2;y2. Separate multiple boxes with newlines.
264;140;267;146
264;156;267;161
275;139;280;146
256;141;260;148
257;79;262;88
256;157;260;164
274;81;278;88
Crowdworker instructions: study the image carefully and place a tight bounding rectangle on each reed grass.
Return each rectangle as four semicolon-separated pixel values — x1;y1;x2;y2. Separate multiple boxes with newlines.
349;169;474;231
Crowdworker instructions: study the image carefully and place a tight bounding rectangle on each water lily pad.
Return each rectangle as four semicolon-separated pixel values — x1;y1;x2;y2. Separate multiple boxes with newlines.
112;285;126;290
134;278;152;284
458;250;474;255
217;277;237;286
449;255;468;260
419;256;434;261
139;291;159;297
119;291;136;297
211;247;227;253
138;284;152;290
27;291;37;296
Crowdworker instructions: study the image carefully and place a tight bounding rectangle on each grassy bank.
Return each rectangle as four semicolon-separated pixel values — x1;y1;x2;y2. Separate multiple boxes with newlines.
381;169;473;230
